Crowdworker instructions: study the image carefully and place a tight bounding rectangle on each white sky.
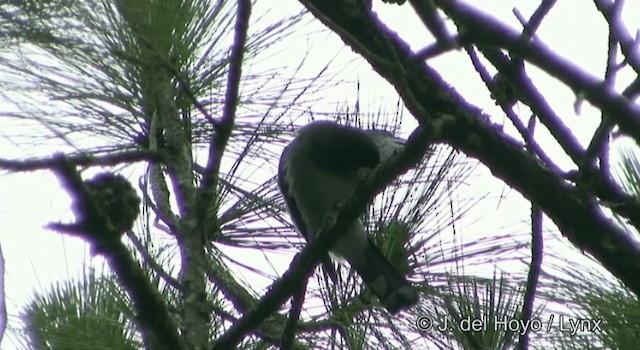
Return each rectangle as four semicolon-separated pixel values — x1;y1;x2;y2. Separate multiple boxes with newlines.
1;0;639;348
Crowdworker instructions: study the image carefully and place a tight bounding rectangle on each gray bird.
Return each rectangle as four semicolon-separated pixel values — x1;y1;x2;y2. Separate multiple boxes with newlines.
278;120;418;314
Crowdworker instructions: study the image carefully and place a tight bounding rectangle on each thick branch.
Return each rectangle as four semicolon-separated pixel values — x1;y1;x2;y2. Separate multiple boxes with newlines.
472;47;640;232
441;0;640;243
297;0;640;295
434;1;640;144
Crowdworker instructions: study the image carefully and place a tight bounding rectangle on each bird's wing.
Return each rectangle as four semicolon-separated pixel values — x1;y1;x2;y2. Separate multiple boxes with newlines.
278;142;338;281
365;129;406;161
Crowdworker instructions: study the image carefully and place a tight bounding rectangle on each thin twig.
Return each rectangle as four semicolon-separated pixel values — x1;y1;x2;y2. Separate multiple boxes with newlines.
0;245;5;345
593;0;640;74
172;69;216;126
513;0;557;42
584;0;624;175
474;44;585;165
280;279;308;350
0;150;164;172
472;44;640;231
197;0;252;227
413;34;462;61
138;175;180;235
408;0;451;43
126;231;182;290
518;205;543;350
469;1;640;233
409;0;457;62
465;46;562;175
518;118;544;350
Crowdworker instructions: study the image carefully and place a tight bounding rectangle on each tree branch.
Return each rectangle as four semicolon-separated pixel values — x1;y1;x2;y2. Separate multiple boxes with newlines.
0;245;5;346
198;0;252;218
474;45;586;165
280;278;308;350
126;231;182;291
518;205;543;349
408;0;454;45
47;155;185;350
513;0;557;43
0;150;164;172
470;44;640;233
212;125;433;349
434;1;640;143
204;257;312;349
593;0;640;75
297;0;640;296
465;46;562;175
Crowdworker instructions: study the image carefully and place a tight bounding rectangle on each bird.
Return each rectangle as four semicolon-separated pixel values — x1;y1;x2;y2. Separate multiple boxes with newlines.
277;120;418;314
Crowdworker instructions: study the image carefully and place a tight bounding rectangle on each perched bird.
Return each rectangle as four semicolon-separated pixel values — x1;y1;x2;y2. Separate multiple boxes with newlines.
278;120;418;314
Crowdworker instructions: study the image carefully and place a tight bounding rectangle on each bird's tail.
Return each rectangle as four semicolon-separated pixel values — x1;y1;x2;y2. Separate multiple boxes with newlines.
350;240;418;314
